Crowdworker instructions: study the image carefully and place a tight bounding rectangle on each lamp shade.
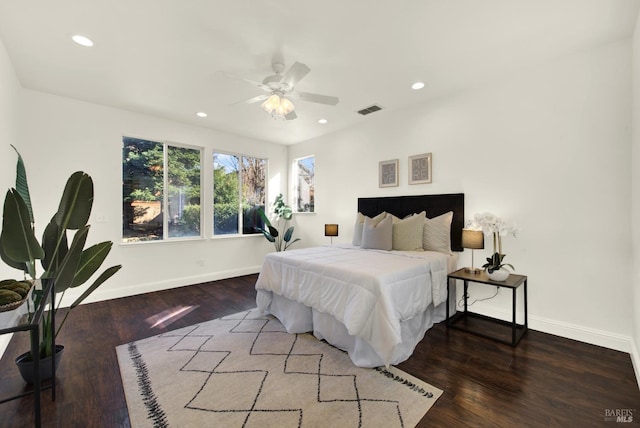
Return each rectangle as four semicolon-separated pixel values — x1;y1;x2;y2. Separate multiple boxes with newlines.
324;224;339;237
462;229;484;249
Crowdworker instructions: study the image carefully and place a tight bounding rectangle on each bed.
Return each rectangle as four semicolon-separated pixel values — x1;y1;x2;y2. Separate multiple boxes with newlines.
255;193;464;367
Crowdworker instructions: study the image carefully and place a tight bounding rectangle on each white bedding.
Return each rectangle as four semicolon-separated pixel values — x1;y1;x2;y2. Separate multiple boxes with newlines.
255;244;451;366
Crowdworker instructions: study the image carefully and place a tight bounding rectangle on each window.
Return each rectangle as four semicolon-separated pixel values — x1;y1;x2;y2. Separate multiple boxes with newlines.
294;155;314;213
123;137;202;242
213;152;266;235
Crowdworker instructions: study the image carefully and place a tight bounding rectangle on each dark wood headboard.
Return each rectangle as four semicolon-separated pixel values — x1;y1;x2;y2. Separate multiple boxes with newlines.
357;193;465;252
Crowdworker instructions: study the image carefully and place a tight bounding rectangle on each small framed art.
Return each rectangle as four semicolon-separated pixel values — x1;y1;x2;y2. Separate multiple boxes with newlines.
379;159;399;187
409;153;432;184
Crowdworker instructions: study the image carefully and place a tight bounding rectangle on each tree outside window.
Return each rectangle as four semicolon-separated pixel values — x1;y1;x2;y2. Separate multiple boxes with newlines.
213;152;266;235
123;137;202;242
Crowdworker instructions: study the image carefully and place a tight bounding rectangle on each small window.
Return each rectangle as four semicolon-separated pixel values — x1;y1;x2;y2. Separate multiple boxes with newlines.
294;155;314;213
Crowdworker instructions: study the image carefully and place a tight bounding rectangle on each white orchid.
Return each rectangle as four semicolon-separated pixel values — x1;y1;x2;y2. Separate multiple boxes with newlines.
466;212;518;273
467;212;518;237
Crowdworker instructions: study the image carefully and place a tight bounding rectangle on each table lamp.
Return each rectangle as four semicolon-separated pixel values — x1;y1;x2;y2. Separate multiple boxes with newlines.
462;229;484;274
324;224;338;244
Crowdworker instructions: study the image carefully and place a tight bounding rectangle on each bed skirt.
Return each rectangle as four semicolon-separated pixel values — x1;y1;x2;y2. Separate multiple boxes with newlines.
256;289;455;367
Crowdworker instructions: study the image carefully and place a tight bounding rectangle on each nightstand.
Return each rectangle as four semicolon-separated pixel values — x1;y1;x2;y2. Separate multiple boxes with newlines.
446;268;528;346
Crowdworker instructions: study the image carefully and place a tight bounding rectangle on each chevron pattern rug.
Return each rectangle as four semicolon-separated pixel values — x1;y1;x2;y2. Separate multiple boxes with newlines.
116;308;442;427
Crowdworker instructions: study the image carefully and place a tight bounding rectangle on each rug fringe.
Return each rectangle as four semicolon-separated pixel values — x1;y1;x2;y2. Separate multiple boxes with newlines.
374;367;434;398
128;341;170;427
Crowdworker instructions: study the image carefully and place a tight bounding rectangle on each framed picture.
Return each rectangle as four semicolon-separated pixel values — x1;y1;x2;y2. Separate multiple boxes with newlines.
409;153;432;184
379;159;399;187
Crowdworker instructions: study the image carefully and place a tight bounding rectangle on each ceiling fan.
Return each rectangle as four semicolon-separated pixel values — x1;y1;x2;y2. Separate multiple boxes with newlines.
223;61;339;120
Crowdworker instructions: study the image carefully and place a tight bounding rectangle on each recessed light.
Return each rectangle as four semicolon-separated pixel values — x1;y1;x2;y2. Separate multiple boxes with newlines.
72;35;94;47
318;118;328;124
411;82;425;90
196;112;207;118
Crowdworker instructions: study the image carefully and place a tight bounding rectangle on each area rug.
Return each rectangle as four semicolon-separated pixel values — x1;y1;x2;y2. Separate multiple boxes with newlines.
116;308;442;427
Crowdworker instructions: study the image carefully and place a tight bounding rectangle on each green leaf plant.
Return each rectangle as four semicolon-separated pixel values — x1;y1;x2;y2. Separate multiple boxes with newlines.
0;146;122;358
257;193;300;251
481;231;515;273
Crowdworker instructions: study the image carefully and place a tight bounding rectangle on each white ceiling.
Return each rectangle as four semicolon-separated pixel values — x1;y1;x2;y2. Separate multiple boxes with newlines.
0;0;638;145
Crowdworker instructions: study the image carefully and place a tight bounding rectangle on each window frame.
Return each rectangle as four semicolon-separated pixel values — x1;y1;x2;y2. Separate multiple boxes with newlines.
212;150;268;237
122;136;204;244
293;154;315;213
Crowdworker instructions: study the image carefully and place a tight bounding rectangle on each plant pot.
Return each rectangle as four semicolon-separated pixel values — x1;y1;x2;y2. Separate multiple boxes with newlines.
15;345;64;384
487;269;510;281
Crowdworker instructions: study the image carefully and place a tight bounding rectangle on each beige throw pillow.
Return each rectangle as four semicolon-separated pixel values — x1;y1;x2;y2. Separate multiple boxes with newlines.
392;211;426;251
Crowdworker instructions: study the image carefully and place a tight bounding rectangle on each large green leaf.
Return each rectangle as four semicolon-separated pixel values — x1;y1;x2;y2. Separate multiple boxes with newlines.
41;216;68;273
69;264;122;310
267;225;279;237
283;226;294;242
54;172;93;230
1;190;44;277
257;207;272;228
11;145;34;224
0;236;27;273
71;240;113;287
53;225;88;293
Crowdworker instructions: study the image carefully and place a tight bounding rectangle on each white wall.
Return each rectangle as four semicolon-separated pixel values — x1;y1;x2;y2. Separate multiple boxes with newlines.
0;37;22;357
0;38;20;204
631;11;640;387
290;39;634;353
0;89;288;306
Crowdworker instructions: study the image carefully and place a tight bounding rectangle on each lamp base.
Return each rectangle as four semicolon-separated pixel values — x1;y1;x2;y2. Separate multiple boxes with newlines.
464;267;483;274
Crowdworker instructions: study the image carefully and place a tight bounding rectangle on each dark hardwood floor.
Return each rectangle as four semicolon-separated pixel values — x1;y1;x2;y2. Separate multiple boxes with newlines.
0;274;638;427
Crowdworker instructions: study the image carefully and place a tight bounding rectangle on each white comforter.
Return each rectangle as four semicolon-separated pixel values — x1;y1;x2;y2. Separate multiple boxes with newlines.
255;244;449;365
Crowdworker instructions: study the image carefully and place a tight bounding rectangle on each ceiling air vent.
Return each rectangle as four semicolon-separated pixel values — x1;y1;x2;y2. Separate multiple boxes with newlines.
357;104;383;116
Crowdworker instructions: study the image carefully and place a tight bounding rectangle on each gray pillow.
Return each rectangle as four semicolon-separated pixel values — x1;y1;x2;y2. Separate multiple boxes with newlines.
422;211;453;254
392;211;426;251
352;211;387;246
362;214;392;250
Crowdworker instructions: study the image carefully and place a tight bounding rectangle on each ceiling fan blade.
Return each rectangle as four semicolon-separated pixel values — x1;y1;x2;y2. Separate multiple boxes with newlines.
294;91;339;106
231;94;269;106
217;71;272;92
280;62;311;89
285;111;298;120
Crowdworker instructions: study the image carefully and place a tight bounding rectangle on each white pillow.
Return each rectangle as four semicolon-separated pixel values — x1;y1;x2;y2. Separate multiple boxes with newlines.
392;211;426;251
352;211;387;246
422;211;453;254
362;214;392;250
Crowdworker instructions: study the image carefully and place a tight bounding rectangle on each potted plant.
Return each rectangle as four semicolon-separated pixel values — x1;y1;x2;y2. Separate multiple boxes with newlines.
0;146;122;382
467;212;518;281
257;194;300;251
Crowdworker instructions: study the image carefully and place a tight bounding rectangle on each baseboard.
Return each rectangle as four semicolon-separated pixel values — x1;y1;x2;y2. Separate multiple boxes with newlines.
473;302;633;353
60;265;263;306
631;338;640;390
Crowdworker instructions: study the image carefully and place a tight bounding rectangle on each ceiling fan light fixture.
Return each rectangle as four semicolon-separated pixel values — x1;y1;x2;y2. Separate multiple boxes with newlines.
261;94;280;113
280;97;295;113
261;93;295;119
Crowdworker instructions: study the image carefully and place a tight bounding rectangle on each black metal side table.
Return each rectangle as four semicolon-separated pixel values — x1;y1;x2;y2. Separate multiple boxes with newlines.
0;279;56;428
446;268;528;346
